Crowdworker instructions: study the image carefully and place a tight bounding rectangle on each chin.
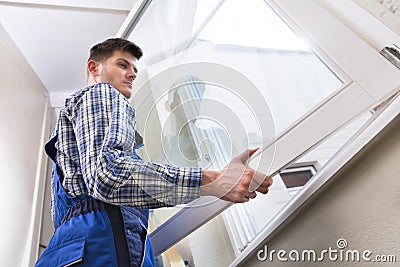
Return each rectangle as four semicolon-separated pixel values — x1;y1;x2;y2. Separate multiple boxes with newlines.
115;87;131;99
123;90;132;99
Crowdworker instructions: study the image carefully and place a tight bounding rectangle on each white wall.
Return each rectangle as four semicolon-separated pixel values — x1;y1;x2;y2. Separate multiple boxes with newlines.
0;24;49;266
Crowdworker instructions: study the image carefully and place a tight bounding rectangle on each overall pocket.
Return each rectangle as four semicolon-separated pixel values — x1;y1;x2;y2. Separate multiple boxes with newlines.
35;236;86;267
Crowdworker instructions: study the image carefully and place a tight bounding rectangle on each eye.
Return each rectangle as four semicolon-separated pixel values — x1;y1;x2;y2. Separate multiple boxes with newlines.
118;63;128;69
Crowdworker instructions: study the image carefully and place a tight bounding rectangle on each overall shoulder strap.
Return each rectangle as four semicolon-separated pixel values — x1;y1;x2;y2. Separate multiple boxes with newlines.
44;135;58;163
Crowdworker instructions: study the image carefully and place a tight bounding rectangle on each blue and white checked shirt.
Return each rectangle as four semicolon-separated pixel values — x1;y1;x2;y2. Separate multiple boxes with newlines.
50;82;202;218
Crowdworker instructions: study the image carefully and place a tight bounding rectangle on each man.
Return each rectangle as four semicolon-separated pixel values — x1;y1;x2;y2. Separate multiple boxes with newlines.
35;38;272;267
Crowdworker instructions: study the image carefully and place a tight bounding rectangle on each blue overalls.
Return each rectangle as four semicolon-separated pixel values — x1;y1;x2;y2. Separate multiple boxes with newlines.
35;136;154;267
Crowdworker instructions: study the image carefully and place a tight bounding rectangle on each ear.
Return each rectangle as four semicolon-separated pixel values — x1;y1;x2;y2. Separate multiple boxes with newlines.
87;60;100;77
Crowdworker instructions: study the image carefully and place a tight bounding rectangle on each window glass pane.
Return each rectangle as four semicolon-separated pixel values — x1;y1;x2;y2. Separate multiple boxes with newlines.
197;0;310;51
127;0;348;265
191;0;342;134
192;0;222;35
127;0;196;65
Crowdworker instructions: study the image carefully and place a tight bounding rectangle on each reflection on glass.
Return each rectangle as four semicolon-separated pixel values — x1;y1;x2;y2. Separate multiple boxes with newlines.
192;0;223;35
127;0;348;266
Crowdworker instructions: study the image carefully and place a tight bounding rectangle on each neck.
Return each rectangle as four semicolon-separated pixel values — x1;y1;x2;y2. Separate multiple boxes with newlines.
87;75;98;86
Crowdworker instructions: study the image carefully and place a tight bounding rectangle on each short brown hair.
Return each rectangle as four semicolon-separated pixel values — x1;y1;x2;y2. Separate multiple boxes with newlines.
88;38;143;62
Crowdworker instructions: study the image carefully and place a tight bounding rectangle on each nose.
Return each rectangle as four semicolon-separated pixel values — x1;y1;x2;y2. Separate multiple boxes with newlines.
128;68;137;80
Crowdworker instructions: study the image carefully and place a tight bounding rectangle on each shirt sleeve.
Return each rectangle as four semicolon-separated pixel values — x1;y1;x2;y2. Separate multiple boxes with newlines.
69;83;202;208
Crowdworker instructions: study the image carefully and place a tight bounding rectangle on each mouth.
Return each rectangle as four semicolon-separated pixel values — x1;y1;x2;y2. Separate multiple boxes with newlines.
124;82;133;88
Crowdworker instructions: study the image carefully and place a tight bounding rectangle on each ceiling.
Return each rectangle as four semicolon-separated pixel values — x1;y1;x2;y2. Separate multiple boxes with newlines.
0;0;137;107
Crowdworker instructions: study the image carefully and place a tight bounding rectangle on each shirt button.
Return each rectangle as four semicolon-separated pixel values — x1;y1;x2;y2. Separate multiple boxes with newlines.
127;230;132;235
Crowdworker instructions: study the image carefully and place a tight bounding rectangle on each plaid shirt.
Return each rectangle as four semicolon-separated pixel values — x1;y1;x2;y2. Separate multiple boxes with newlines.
50;82;202;218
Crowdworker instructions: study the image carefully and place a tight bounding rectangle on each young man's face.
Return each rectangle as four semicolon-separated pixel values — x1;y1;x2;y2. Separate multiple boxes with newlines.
95;50;138;99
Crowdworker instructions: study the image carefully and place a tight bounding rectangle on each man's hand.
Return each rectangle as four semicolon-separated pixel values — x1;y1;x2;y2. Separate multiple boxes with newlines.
200;148;273;203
